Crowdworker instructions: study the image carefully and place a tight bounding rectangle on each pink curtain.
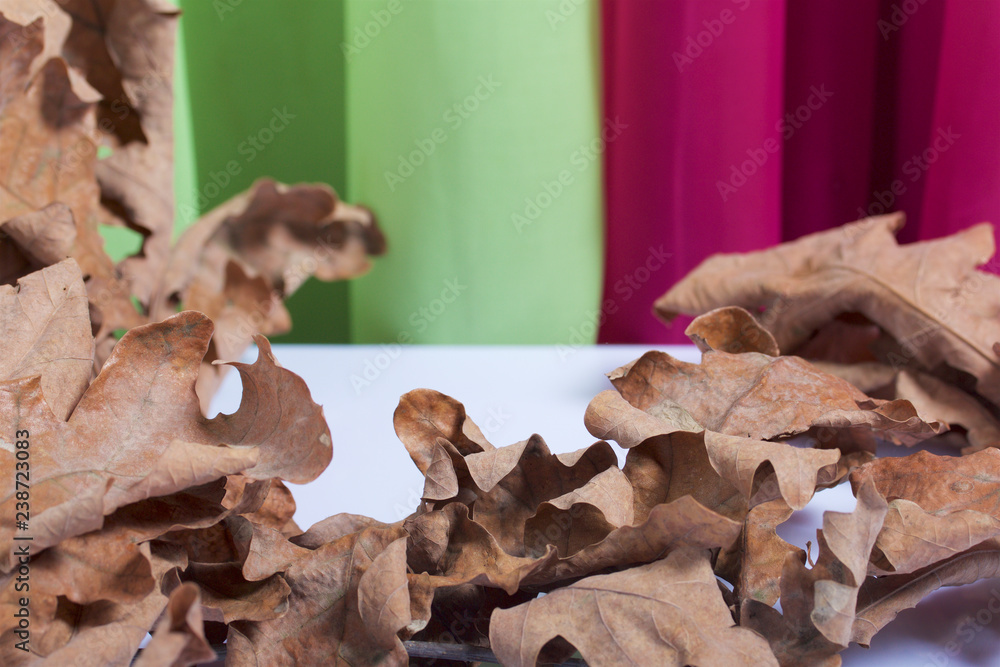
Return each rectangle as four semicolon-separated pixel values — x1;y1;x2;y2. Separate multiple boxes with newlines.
599;0;1000;344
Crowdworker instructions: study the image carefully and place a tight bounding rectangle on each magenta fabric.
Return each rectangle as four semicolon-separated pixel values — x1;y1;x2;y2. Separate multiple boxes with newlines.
599;0;1000;344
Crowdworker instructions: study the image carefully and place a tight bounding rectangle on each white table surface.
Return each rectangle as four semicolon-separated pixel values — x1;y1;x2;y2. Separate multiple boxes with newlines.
210;344;1000;666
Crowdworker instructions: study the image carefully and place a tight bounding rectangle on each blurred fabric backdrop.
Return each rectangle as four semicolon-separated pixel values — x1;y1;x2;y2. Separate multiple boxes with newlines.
103;0;1000;345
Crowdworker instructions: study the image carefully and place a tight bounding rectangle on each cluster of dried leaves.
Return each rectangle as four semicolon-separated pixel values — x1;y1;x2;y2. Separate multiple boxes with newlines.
3;217;1000;667
3;0;1000;664
0;3;385;410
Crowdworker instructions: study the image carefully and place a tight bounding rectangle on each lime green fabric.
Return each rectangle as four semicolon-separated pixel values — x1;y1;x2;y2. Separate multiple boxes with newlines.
111;0;603;344
345;0;604;343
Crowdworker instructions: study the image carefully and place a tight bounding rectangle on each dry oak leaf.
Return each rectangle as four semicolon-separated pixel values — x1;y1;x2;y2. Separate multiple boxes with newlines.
181;562;291;626
0;204;78;286
850;448;1000;516
0;15;140;340
427;434;618;558
744;479;887;666
9;0;182;305
0;259;93;420
590;401;820;610
153;179;386;410
71;0;181;306
396;389;620;555
685;305;780;356
393;388;495;474
489;548;779;667
654;213;1000;407
715;498;802;609
226;524;410;667
405;495;741;594
133;582;216;667
0;540;188;665
852;537;1000;647
0;310;331;570
609;349;944;450
523;466;634;558
586;389;842;510
869;499;1000;576
0;475;266;643
850;448;1000;574
816;361;1000;452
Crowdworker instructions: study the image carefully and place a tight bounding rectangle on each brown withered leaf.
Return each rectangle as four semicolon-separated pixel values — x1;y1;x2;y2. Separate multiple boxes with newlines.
0;477;269;649
181;562;290;626
587;390;842;511
489;548;779;667
133;583;216;667
869;499;1000;575
655;213;1000;407
0;15;140;344
153;179;386;409
716;499;802;608
291;514;392;550
397;390;620;555
240;479;299;537
443;435;618;557
744;479;887;665
226;524;409;666
0;310;331;570
818;362;1000;452
0;13;44;110
523;466;633;557
609;349;944;450
228;516;311;582
850;448;1000;514
793;315;883;365
394;388;494;471
622;432;745;522
0;260;92;420
0;541;187;665
850;449;1000;574
11;0;182;305
0;205;77;284
68;0;181;306
406;495;741;595
853;538;1000;646
686;305;780;356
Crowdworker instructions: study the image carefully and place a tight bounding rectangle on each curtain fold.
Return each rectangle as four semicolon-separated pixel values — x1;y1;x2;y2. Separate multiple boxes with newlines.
599;0;787;344
599;0;1000;344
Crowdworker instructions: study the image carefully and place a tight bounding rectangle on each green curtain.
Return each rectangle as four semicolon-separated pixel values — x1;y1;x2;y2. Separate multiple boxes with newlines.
109;0;604;344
